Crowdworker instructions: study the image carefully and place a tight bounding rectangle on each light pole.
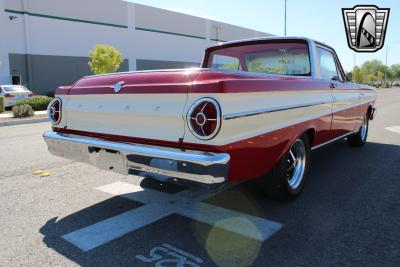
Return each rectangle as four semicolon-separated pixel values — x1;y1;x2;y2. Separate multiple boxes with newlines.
284;0;287;36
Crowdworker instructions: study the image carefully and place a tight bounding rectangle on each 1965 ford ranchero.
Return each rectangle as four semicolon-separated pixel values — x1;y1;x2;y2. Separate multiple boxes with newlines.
43;37;376;200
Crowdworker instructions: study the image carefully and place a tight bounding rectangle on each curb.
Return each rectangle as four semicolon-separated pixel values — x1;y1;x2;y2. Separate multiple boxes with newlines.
0;117;49;127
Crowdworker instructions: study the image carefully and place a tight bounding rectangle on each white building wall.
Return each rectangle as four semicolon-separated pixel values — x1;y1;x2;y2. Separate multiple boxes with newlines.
0;0;273;89
0;0;8;84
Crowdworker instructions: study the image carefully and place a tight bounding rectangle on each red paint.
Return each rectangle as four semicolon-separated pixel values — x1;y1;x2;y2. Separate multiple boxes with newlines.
57;69;328;96
55;86;72;95
57;71;198;95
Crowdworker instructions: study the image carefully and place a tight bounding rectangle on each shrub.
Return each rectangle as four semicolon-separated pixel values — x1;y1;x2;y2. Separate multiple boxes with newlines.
16;95;52;111
0;97;4;113
12;104;34;118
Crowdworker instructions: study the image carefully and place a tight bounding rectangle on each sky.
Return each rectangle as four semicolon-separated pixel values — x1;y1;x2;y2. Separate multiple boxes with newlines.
128;0;400;72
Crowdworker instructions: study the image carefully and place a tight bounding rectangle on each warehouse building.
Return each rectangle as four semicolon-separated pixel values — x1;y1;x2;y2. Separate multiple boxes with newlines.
0;0;272;95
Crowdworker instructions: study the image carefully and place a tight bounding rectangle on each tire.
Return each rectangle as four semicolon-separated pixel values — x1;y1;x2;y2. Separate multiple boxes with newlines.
347;114;369;147
261;134;310;201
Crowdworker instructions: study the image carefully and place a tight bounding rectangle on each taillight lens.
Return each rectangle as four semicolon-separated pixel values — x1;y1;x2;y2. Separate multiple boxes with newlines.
48;97;62;125
187;97;221;140
28;93;35;97
4;93;15;98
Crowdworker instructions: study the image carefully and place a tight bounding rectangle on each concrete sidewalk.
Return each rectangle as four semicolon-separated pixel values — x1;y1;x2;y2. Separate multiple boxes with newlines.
0;110;47;119
0;110;49;126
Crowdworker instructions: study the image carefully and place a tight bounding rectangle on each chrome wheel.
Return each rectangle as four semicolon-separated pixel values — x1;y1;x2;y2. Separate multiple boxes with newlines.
287;139;307;190
360;116;368;141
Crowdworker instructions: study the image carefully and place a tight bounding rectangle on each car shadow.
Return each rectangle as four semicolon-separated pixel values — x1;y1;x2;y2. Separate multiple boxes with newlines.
39;140;400;266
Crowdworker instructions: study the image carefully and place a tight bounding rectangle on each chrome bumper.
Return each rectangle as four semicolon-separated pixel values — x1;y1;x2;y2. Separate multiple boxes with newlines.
43;131;230;186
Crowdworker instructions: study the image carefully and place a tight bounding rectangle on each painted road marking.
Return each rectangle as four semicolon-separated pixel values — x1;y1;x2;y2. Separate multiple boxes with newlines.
136;243;203;266
63;181;283;251
385;126;400;134
63;204;172;252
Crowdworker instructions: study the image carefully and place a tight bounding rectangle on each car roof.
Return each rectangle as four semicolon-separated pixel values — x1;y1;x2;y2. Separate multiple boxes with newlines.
206;36;334;50
207;36;310;47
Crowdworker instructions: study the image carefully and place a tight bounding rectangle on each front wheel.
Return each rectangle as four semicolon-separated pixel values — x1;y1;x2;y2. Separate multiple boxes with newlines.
261;134;310;201
347;115;369;147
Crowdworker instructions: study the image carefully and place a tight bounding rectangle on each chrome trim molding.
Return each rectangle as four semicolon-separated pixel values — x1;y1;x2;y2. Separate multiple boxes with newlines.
331;99;375;114
224;101;329;120
43;131;230;185
311;131;356;150
47;97;62;125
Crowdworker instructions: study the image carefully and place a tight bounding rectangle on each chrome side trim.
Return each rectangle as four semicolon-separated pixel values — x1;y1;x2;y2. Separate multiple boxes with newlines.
332;99;375;113
311;131;356;150
208;68;313;79
224;101;330;120
43;131;230;185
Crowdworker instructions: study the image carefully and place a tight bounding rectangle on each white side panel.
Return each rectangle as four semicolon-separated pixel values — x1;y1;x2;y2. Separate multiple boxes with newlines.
184;91;334;146
332;90;376;113
64;94;188;142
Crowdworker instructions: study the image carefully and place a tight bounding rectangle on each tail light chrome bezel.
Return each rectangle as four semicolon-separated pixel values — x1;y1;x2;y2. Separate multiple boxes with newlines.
48;97;62;125
186;97;221;140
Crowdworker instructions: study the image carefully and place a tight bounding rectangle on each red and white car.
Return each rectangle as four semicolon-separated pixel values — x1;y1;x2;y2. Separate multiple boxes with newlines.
43;37;376;200
0;85;35;107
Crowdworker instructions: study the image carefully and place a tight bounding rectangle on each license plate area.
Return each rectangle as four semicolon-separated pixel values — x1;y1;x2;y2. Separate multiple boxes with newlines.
88;147;128;175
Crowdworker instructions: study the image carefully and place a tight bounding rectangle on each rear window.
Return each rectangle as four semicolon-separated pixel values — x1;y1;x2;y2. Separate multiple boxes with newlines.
2;85;29;92
211;55;242;71
207;41;311;76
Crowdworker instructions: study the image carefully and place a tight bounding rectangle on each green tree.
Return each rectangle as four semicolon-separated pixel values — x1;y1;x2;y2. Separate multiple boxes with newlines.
390;64;400;81
88;44;123;75
352;66;364;83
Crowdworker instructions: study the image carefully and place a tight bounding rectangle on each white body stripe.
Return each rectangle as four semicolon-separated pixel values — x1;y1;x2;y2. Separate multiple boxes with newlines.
185;91;331;146
62;94;188;142
55;89;375;146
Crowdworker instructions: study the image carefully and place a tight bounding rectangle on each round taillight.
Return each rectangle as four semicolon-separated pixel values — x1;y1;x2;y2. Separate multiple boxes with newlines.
48;97;62;125
187;97;221;140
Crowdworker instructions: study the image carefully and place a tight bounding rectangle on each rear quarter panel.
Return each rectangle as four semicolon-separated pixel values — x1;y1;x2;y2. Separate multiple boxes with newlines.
184;71;333;182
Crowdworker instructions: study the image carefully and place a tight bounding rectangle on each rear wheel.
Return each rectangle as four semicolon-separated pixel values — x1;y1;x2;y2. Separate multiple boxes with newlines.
261;134;310;201
347;114;369;147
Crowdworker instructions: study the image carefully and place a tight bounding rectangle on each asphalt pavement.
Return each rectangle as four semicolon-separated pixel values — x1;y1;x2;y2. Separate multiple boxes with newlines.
0;88;399;266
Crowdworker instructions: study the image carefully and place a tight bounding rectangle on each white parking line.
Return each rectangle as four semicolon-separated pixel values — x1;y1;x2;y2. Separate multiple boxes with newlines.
63;181;283;251
63;204;172;252
385;126;400;134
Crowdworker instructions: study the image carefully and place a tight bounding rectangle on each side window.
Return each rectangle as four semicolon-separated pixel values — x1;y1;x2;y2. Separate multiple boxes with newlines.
211;55;242;71
317;47;339;81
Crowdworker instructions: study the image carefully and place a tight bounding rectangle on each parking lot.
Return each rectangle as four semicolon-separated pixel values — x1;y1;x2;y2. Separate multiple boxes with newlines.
0;88;399;266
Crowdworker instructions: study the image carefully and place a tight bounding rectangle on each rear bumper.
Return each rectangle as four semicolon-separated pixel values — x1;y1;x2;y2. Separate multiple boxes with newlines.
43;131;230;186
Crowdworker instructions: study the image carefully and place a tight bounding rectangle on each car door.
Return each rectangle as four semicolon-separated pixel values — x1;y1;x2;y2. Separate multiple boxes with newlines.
316;46;360;138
